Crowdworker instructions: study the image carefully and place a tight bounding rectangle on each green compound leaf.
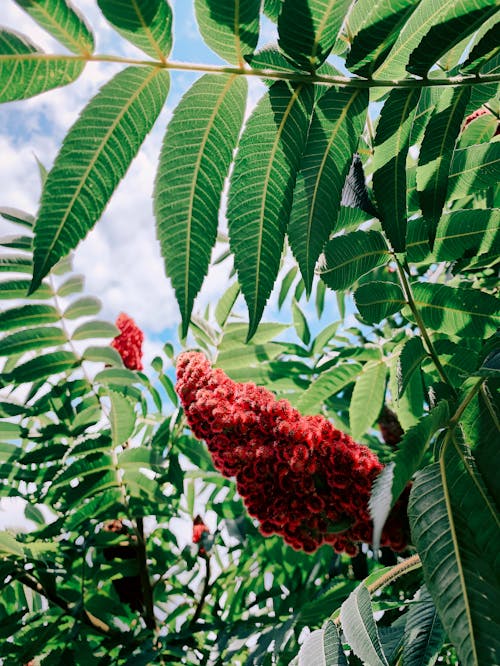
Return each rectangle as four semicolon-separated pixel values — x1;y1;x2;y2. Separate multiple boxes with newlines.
409;438;500;666
97;0;173;60
195;0;260;65
350;360;387;442
0;30;85;102
288;87;368;293
297;362;362;415
346;0;420;77
14;0;94;54
434;208;500;261
296;621;348;665
227;82;314;340
354;281;405;325
263;0;282;22
407;282;500;338
0;326;66;357
340;584;389;666
402;586;445;666
416;86;471;239
370;401;449;552
155;74;246;337
397;335;427;399
319;230;389;292
447;141;500;201
372;88;420;252
278;0;354;71
31;66;170;292
406;2;499;77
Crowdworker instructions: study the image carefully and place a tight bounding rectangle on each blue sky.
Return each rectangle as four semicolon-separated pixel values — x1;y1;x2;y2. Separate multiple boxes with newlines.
0;1;341;366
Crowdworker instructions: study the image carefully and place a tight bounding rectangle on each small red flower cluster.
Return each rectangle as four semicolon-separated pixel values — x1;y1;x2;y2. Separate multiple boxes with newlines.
192;516;210;544
176;352;409;556
111;313;144;371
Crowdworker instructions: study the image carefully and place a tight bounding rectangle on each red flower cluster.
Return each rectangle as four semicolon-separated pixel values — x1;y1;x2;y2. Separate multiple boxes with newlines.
176;352;409;556
111;313;144;371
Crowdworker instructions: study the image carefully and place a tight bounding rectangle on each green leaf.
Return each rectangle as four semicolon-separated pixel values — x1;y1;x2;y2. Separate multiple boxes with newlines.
66;488;121;530
319;230;389;292
375;0;497;79
109;390;136;446
370;401;449;551
278;265;298;308
0;326;66;357
288;87;368;292
402;586;445;666
433;208;500;261
98;0;172;59
406;2;499;77
409;437;500;666
155;74;246;337
416;86;471;237
263;0;282;22
278;0;354;71
14;0;94;54
0;254;32;274
82;345;123;366
31;66;170;291
0;206;35;228
227;82;314;340
292;300;310;345
215;282;240;329
71;320;119;340
447;141;500;201
461;19;500;73
345;0;420;77
350;360;387;441
459;111;499;149
0;304;59;332
354;282;405;324
95;368;138;385
397;336;427;399
57;274;84;297
407;282;500;337
194;0;260;65
5;351;78;384
372;88;420;251
340;584;389;666
297;362;363;414
0;279;52;300
297;621;348;665
63;296;101;319
0;30;85;102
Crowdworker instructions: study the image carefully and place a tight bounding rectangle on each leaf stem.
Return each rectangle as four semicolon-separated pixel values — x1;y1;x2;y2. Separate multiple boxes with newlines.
394;258;454;391
135;516;157;631
13;52;500;89
188;553;212;629
449;378;483;427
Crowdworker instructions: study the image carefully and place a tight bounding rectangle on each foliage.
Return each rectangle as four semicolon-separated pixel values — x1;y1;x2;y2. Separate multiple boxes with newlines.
1;0;499;664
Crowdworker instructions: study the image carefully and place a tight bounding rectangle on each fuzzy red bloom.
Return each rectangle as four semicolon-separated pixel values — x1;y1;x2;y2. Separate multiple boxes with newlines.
192;516;210;544
176;352;410;556
111;313;144;371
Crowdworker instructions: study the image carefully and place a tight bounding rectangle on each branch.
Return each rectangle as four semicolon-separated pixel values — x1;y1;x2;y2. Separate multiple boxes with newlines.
15;571;111;635
188;554;212;629
8;52;500;90
135;517;157;631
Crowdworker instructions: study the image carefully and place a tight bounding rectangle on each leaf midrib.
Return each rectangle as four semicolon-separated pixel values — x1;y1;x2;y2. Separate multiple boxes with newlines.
183;74;237;323
252;83;304;326
27;1;86;54
130;0;166;61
